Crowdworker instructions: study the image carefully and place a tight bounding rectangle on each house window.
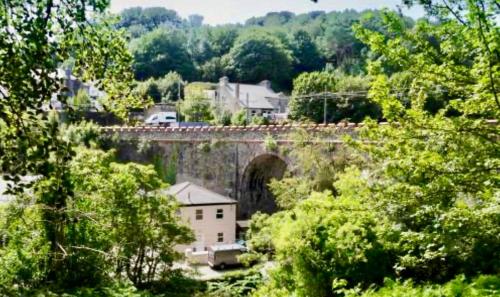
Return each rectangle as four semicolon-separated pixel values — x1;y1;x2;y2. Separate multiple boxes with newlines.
217;232;224;243
216;208;224;219
195;209;203;220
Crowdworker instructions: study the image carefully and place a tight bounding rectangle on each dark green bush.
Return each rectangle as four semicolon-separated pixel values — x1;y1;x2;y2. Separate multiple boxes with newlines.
346;275;500;297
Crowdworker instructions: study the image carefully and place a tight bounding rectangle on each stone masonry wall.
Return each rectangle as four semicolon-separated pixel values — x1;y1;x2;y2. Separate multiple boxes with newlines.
103;123;361;219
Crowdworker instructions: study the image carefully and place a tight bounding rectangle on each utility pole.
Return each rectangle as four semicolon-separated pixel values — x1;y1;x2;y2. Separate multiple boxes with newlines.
323;87;327;124
177;80;181;100
246;93;250;124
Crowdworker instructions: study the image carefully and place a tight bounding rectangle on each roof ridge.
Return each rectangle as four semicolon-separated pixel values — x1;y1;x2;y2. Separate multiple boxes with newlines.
166;182;237;205
170;181;190;195
188;183;236;202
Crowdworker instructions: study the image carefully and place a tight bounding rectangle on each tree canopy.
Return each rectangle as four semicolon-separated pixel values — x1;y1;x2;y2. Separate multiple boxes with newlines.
227;32;293;88
119;7;411;90
249;2;500;296
130;28;197;81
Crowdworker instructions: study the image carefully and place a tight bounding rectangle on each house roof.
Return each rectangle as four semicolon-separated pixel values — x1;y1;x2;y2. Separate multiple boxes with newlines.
165;182;237;206
226;83;279;110
236;220;250;228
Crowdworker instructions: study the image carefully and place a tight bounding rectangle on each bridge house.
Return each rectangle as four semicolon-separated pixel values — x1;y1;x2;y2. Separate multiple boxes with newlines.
166;182;237;263
212;76;289;119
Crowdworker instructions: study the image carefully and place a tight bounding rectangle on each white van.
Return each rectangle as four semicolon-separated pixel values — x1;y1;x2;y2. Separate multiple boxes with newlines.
145;112;177;126
208;243;247;270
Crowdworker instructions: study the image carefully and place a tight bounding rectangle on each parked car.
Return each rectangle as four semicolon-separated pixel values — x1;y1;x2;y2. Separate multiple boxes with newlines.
145;112;177;126
208;243;247;270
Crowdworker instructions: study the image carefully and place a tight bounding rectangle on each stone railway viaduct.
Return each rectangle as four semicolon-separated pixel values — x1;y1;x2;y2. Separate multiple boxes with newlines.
103;123;362;219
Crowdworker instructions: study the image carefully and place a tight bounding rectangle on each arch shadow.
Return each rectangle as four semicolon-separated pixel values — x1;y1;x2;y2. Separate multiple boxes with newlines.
238;153;287;220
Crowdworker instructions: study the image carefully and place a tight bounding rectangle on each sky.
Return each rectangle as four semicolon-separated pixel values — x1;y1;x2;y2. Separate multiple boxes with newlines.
110;0;426;25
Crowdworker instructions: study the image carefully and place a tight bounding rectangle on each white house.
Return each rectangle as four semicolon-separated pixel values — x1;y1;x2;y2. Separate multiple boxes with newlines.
212;77;289;119
167;182;237;261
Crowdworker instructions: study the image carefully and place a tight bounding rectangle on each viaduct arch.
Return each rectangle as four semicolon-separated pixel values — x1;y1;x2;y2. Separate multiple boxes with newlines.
239;153;288;219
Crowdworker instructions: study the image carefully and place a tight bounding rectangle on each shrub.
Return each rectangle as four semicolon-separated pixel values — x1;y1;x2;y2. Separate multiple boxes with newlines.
252;192;394;297
251;116;269;126
231;110;247;126
263;134;278;152
345;275;500;297
206;268;263;297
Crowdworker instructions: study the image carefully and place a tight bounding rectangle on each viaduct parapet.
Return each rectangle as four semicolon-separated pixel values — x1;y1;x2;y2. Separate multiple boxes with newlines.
102;122;362;143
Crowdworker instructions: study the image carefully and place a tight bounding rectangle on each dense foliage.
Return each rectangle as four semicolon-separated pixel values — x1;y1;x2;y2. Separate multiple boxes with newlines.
0;126;194;293
178;84;214;122
226;32;293;89
1;0;499;296
0;1;190;295
121;8;413;90
0;0;150;291
347;275;500;297
133;72;184;103
288;71;381;123
130;29;196;81
247;1;500;296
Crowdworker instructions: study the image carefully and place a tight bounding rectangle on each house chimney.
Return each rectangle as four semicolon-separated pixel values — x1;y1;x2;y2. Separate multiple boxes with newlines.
219;76;229;86
235;83;240;99
259;80;271;89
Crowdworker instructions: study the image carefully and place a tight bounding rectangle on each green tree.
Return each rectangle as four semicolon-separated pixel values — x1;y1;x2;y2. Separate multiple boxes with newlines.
289;71;380;123
133;78;162;103
186;29;216;65
288;71;336;122
352;70;499;283
253;187;393;297
245;11;296;27
133;72;184;103
0;134;194;292
70;89;92;112
250;2;499;296
290;30;324;74
231;110;248;126
347;275;500;297
199;56;232;82
227;32;293;88
331;73;381;122
207;26;239;57
179;85;214;122
130;28;196;80
70;148;193;287
157;71;184;102
0;1;144;287
252;116;270;126
213;109;232;126
118;7;182;31
355;5;499;114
